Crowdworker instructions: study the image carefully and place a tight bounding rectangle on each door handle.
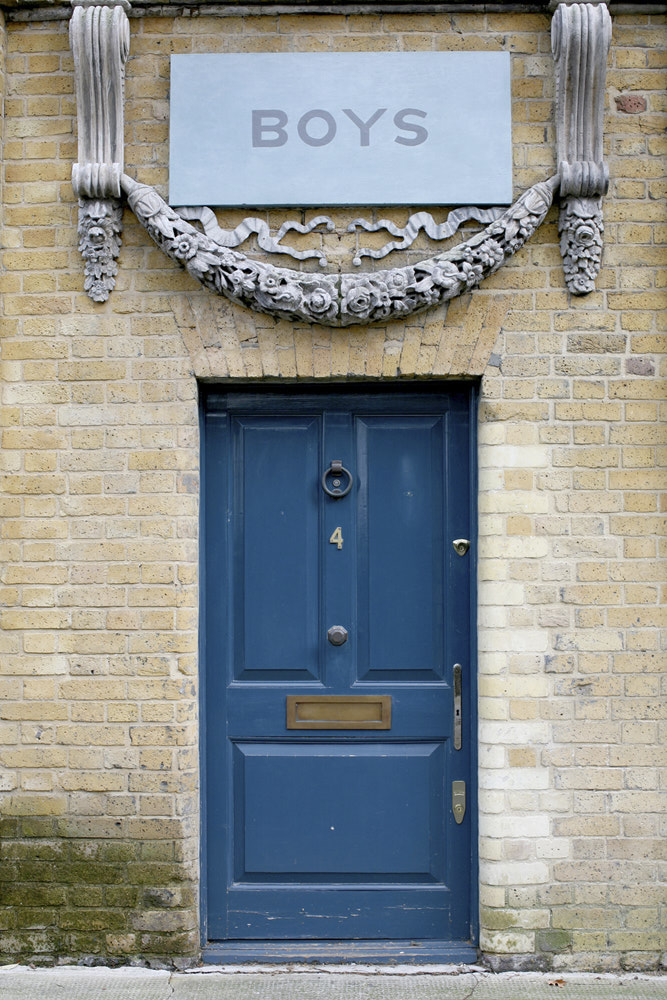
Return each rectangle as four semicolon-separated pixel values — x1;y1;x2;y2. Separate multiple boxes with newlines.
327;625;348;646
453;663;462;750
322;460;353;498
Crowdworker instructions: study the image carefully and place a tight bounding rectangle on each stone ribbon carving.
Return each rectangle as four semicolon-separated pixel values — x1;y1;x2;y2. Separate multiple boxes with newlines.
70;0;130;301
348;207;506;264
176;206;508;267
552;2;612;294
177;207;335;265
122;172;558;327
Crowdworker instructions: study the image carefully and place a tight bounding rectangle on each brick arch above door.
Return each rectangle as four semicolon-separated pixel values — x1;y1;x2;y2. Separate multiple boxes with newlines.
170;291;509;382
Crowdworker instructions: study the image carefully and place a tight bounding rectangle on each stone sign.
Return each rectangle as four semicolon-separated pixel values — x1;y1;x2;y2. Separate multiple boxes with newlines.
168;53;513;207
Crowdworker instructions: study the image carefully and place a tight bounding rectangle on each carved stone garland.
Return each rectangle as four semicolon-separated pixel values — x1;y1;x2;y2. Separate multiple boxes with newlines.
70;1;611;318
122;173;558;328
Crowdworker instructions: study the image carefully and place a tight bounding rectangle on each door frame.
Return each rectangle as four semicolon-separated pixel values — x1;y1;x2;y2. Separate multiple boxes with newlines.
198;380;479;963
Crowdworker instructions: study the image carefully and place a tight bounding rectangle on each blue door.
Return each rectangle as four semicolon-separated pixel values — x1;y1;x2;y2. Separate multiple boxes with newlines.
203;385;476;952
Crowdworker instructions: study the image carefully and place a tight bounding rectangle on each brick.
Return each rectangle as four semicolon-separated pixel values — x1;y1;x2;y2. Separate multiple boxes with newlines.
0;5;665;972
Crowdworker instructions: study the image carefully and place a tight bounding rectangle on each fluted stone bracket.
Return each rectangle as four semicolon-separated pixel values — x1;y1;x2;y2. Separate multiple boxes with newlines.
70;0;130;301
552;2;612;294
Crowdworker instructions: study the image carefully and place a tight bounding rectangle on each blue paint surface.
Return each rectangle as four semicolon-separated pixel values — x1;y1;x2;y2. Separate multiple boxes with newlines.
239;743;442;877
235;416;320;680
204;386;474;945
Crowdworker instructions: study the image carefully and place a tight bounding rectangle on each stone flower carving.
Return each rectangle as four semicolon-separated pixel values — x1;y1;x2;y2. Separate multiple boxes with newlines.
77;198;123;303
559;198;604;295
341;275;392;322
121;173;558;327
169;233;199;261
303;283;339;324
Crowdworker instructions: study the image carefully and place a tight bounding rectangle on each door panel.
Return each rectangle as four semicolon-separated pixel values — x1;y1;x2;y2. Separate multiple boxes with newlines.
237;742;444;878
357;415;445;681
233;416;321;681
204;386;475;946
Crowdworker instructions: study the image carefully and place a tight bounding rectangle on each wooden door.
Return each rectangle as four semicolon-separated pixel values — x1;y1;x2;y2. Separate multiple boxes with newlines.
203;384;476;952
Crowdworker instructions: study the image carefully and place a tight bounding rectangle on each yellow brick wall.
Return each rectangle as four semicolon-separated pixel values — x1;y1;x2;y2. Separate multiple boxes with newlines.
0;6;665;969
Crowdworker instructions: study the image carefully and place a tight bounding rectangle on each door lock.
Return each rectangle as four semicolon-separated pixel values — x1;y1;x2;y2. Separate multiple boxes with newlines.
327;625;348;646
452;780;466;824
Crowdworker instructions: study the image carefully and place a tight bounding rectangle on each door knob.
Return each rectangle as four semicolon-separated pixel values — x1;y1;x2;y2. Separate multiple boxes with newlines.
327;626;348;646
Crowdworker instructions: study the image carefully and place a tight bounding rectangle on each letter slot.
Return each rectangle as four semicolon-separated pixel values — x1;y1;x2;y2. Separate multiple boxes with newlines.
286;695;391;730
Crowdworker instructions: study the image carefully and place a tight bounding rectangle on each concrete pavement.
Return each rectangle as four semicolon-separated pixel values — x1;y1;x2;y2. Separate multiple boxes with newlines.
1;965;666;1000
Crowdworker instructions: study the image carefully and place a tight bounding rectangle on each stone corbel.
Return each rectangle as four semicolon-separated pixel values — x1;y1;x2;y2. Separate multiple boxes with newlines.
552;2;612;294
70;0;130;302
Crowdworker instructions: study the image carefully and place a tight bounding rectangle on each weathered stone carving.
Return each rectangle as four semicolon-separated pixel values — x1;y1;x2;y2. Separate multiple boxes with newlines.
122;173;558;328
176;206;508;267
552;2;611;294
70;0;130;200
177;207;334;265
558;196;604;295
77;199;124;303
348;207;505;264
70;0;130;301
69;0;610;312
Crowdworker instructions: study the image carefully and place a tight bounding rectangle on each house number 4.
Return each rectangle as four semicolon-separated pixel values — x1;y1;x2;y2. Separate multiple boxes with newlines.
329;527;344;550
